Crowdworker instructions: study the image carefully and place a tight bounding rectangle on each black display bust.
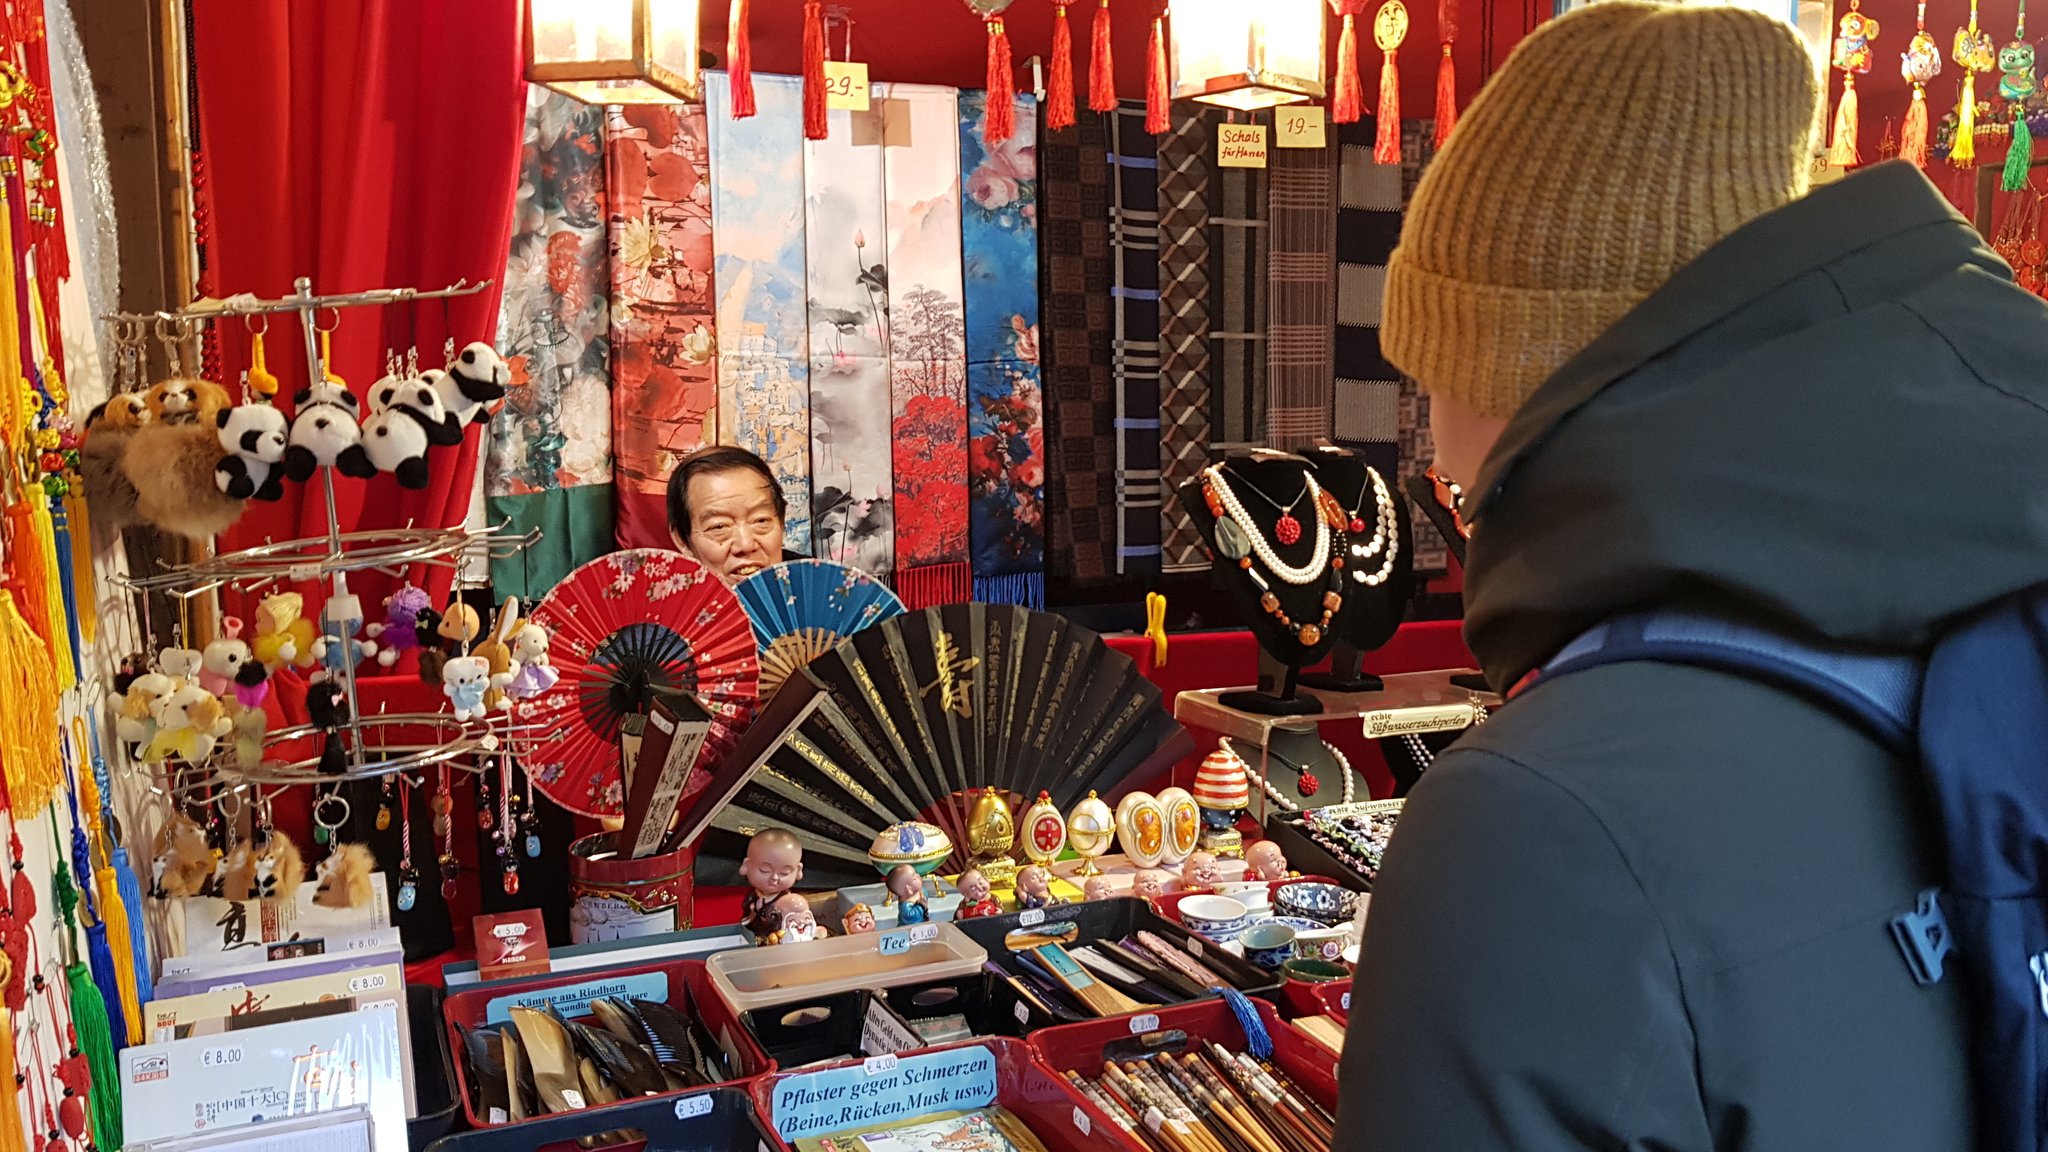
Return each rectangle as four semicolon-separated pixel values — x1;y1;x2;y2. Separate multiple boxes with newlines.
1298;447;1414;693
1177;450;1347;716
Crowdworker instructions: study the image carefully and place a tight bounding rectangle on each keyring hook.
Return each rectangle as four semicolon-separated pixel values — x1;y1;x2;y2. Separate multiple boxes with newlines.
244;311;268;336
316;306;342;334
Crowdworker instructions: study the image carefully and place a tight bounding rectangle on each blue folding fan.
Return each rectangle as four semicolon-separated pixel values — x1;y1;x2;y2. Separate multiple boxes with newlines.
734;560;906;697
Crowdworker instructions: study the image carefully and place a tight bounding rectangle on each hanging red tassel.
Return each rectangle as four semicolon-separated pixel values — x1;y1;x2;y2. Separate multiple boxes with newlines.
802;0;828;140
986;16;1017;144
1374;1;1405;163
1145;9;1169;133
1434;0;1458;145
728;0;756;118
1090;0;1117;112
1900;85;1929;168
1827;73;1859;166
1047;2;1076;130
1331;1;1369;123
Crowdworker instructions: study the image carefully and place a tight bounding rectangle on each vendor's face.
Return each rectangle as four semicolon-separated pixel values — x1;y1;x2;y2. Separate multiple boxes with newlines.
673;468;784;584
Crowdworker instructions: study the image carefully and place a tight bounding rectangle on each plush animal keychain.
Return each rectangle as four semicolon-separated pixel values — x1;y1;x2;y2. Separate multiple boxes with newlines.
443;655;492;722
432;342;511;428
213;403;290;501
313;843;376;909
145;378;234;426
472;599;522;714
122;410;248;539
306;679;350;776
222;824;305;903
506;617;560;700
309;595;378;681
366;585;433;667
158;646;205;684
198;617;268;706
282;380;375;481
79;396;151;533
417;600;480;684
112;670;177;747
252;592;317;670
150;815;216;899
362;375;461;489
141;685;234;764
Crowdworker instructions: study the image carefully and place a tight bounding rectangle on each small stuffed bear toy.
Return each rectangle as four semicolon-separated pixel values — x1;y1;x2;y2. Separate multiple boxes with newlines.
443;655;492;722
305;678;350;776
213;403;289;501
283;380;375;481
432;342;511;428
362;375;462;489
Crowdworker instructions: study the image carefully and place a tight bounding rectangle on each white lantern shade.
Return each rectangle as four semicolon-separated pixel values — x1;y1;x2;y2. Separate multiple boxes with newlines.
1170;0;1328;110
527;0;700;104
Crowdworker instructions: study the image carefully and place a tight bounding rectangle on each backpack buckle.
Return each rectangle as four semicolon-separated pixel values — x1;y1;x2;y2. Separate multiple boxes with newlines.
1890;888;1952;987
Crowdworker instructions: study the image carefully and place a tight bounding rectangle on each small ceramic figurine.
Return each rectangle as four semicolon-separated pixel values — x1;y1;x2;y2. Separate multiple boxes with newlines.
887;863;931;925
1014;864;1062;911
956;867;1003;919
842;903;877;934
1245;839;1296;882
739;829;806;937
1133;868;1171;911
1182;850;1220;892
762;892;829;945
1082;875;1115;902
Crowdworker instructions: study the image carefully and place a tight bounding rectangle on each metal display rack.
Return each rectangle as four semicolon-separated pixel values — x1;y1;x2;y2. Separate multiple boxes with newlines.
107;276;546;790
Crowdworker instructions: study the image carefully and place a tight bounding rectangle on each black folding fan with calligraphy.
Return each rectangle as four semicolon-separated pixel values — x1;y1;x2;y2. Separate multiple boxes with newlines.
707;605;1192;884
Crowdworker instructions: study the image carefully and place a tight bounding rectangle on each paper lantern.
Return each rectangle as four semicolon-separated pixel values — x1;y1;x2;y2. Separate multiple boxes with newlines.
1169;0;1327;110
526;0;700;104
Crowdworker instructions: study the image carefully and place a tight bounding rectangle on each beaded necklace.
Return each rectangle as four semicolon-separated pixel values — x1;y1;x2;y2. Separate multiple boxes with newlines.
1338;467;1401;586
1200;464;1349;646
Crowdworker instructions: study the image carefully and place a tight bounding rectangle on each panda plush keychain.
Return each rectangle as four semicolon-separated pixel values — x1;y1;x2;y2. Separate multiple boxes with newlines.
431;341;511;430
214;403;289;500
283;327;376;481
363;373;462;489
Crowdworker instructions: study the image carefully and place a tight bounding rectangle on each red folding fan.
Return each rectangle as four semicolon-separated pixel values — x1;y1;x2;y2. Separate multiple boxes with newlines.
515;549;759;818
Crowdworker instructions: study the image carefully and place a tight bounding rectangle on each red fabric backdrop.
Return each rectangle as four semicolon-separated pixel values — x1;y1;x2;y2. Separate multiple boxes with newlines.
191;0;526;619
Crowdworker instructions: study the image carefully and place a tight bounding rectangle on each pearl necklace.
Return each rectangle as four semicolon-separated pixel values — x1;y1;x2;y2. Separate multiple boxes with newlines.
1201;465;1331;585
1342;467;1401;587
1220;736;1357;813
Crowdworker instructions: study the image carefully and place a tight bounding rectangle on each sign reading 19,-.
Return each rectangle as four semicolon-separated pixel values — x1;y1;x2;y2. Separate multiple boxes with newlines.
1276;105;1326;148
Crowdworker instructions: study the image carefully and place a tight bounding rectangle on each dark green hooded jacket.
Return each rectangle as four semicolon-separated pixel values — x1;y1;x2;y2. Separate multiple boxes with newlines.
1336;162;2048;1150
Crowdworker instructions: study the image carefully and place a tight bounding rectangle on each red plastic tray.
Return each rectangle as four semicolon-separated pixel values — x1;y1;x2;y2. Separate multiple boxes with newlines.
1024;996;1340;1113
442;956;769;1131
1316;980;1352;1024
752;1036;1133;1152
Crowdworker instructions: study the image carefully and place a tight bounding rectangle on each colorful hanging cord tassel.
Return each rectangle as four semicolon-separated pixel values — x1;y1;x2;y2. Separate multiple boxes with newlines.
1901;1;1940;171
1046;0;1077;131
1373;0;1409;163
53;824;120;1151
728;0;756;118
1144;2;1169;134
1089;0;1117;112
1953;0;1996;167
1330;0;1370;123
77;720;142;1037
1828;0;1878;166
0;591;63;814
803;0;829;139
1435;0;1459;146
983;7;1019;144
2001;0;2036;190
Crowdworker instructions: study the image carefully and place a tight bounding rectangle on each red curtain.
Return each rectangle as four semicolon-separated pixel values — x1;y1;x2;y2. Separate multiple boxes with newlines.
192;0;525;616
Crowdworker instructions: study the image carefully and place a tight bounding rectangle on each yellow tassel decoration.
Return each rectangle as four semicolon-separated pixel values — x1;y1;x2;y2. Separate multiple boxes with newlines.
28;489;73;691
0;591;63;813
0;1014;30;1152
73;721;141;1039
1954;72;1978;166
65;488;94;645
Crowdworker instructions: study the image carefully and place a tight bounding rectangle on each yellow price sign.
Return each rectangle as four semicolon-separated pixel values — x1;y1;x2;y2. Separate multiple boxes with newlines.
1217;123;1269;168
824;60;870;111
1276;105;1326;148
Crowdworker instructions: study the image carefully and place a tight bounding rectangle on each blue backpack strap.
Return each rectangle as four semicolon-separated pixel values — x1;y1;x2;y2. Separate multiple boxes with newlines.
1537;611;1924;754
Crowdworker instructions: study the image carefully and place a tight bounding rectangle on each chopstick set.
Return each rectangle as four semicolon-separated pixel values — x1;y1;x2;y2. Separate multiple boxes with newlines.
1062;1043;1336;1152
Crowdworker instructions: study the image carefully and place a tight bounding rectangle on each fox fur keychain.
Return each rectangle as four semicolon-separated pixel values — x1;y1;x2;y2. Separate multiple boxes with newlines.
313;843;376;909
221;828;306;902
151;815;216;899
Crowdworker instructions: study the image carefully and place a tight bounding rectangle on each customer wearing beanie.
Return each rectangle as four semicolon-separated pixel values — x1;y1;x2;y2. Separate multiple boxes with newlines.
1335;1;2043;1148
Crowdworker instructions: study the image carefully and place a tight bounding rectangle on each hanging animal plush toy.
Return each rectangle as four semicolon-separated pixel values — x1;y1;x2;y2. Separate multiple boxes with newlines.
221;828;306;903
158;646;205;684
506;618;560;700
313;843;376;909
362;375;461;489
142;685;234;764
198;617;270;707
252;592;317;670
306;678;350;776
366;585;433;667
213;403;290;501
145;378;235;427
472;599;522;714
417;600;480;684
433;342;511;428
309;595;378;681
151;815;217;899
79;395;151;534
282;381;376;481
122;416;247;540
113;670;177;747
443;655;492;722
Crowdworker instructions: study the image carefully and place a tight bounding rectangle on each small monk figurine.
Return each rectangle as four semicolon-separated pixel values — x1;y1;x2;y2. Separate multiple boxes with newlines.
739;829;805;937
1014;864;1063;910
1245;839;1297;882
887;863;931;925
956;867;1003;919
1082;874;1115;902
761;892;830;945
1182;850;1220;893
841;903;877;935
1133;868;1171;911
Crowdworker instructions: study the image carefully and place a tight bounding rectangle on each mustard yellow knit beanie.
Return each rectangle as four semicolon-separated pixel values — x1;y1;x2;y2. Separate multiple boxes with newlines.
1382;1;1821;418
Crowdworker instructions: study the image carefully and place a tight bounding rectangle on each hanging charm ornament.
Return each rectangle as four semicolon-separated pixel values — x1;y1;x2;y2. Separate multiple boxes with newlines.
1046;0;1076;130
1901;0;1941;168
1953;0;1996;167
395;776;417;913
967;0;1020;144
1435;0;1460;145
1090;0;1117;112
1827;0;1878;166
1373;0;1409;163
2001;0;2036;189
1329;0;1372;124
